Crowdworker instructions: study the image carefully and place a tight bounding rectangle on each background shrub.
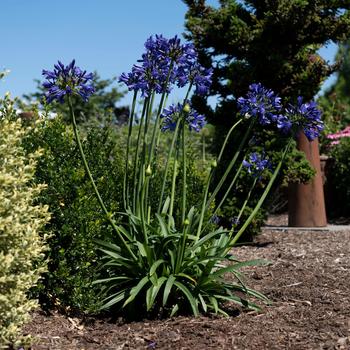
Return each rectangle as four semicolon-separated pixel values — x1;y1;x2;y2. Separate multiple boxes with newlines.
324;138;350;218
23;116;125;312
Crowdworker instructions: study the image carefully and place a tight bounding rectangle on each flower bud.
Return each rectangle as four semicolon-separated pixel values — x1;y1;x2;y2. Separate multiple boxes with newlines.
211;160;217;168
183;218;190;226
183;103;191;113
145;164;152;176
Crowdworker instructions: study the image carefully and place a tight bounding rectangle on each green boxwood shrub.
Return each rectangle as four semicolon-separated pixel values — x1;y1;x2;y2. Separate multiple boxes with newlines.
23;116;125;312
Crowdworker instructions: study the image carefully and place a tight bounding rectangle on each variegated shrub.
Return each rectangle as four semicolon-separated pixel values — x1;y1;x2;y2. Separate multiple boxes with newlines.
0;117;50;348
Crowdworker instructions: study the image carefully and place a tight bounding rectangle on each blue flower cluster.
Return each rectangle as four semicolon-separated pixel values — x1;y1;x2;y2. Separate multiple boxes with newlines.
285;96;324;141
42;60;94;103
160;102;206;132
237;83;283;126
119;35;213;98
243;152;271;176
237;83;324;141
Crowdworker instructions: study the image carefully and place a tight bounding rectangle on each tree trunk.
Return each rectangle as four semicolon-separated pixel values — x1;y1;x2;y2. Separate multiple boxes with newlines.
288;133;327;227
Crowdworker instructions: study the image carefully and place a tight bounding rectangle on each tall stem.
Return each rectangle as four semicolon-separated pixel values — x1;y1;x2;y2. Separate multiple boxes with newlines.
181;120;187;224
157;121;181;213
139;93;154;217
123;91;137;210
67;97;136;261
195;118;245;237
206;119;254;211
132;98;149;213
202;132;206;163
229;139;292;247
212;162;244;216
157;84;192;213
169;144;179;225
148;92;167;164
228;176;258;239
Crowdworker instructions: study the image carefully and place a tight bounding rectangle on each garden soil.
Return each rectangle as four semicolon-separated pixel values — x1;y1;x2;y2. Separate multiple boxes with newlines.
24;215;350;350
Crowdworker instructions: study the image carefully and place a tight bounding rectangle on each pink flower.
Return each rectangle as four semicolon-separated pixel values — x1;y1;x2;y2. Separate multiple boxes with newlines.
326;126;350;142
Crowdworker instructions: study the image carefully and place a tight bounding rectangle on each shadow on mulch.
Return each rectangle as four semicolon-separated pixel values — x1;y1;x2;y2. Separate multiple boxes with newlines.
23;215;350;350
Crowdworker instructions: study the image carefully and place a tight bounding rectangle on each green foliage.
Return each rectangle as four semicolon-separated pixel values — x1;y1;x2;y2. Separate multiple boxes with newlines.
23;116;125;311
281;146;316;186
325;138;350;218
95;209;269;318
0;117;50;348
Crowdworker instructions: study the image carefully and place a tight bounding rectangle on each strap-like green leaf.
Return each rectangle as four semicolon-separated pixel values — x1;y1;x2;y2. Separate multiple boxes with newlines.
100;289;127;309
170;303;179;317
156;214;170;237
123;276;149;307
176;272;197;285
150;259;165;277
198;293;207;313
245;287;270;302
161;196;171;215
146;276;167;311
173;281;199;316
215;294;260;311
192;228;229;250
95;239;121;252
209;296;218;313
163;274;176;306
92;276;131;285
231;259;270;270
136;241;148;257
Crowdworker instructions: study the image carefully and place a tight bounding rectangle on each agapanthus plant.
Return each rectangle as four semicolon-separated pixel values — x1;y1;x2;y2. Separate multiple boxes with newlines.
42;38;319;318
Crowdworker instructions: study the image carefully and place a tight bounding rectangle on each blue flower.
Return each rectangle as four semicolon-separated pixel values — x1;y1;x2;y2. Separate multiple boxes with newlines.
237;83;282;126
210;215;220;225
276;115;293;134
187;110;206;132
160;102;206;132
42;60;94;103
230;217;240;226
243;152;271;177
119;35;212;98
285;96;324;141
189;63;213;96
160;103;180;132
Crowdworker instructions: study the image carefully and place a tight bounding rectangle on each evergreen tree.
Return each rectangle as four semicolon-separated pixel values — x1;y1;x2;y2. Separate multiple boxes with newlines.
184;0;350;125
318;40;350;131
325;40;350;102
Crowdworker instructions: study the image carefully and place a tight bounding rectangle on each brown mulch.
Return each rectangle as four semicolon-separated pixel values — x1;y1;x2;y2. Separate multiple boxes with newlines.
23;215;350;350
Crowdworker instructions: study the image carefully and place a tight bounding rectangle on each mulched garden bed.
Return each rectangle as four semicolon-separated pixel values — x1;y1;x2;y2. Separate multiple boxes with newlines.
24;215;350;349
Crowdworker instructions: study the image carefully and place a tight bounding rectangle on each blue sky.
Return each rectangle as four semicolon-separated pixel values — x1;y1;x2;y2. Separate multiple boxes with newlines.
0;0;337;106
